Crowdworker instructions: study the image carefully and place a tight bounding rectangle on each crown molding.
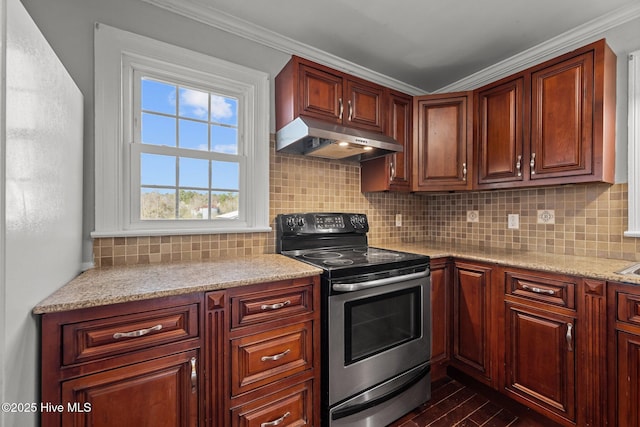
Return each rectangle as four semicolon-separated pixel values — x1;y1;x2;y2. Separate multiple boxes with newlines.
437;2;640;92
142;0;640;95
141;0;425;95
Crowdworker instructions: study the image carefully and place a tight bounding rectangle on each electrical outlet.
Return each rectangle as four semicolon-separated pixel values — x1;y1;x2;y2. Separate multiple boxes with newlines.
508;214;519;229
537;209;555;224
395;214;402;227
466;210;479;223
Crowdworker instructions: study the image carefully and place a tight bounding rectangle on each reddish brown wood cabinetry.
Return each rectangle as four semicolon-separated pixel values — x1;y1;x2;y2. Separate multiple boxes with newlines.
451;260;494;385
40;293;203;427
412;92;474;191
361;89;413;192
430;258;451;382
41;276;321;427
276;56;384;133
474;39;616;189
475;75;526;187
608;281;640;427
226;277;321;427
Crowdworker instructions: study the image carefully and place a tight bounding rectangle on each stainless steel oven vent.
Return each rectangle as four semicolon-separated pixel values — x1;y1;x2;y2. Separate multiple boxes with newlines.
276;116;402;161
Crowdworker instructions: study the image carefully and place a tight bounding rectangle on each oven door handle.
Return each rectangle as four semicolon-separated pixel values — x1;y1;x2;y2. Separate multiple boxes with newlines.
331;363;431;420
332;269;429;292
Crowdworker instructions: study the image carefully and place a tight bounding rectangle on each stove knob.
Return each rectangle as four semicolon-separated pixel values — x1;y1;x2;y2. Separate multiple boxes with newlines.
297;217;305;227
285;217;295;228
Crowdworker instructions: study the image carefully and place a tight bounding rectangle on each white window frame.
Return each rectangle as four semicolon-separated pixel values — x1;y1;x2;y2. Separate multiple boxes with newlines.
626;49;640;237
92;23;270;237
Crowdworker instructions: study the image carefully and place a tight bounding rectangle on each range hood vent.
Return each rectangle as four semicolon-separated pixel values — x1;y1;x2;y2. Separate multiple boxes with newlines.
276;117;402;161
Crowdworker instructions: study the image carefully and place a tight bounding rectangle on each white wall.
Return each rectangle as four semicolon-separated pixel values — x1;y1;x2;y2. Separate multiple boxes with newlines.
1;0;83;425
19;0;293;266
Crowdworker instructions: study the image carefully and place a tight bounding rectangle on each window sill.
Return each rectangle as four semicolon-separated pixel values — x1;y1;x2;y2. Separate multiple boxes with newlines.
91;226;273;238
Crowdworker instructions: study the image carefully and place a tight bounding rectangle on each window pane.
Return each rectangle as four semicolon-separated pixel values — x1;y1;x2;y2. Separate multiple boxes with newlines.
179;157;208;188
212;191;239;218
142;113;176;147
141;153;175;186
141;188;176;219
211;125;238;154
142;78;175;115
211;95;237;126
212;160;239;190
179;87;209;120
179;190;209;219
179;119;208;151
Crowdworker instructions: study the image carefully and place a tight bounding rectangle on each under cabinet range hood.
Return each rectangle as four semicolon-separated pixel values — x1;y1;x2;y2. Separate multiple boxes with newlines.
276;116;402;161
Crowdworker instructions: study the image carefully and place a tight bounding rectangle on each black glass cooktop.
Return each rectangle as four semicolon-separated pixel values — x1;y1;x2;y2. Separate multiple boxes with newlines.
283;245;429;280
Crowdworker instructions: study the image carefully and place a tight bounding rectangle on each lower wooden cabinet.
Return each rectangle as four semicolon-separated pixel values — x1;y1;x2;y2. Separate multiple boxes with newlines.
430;258;451;381
209;276;321;427
451;260;494;386
608;281;640;427
40;293;204;427
503;302;576;424
40;275;321;427
60;350;200;427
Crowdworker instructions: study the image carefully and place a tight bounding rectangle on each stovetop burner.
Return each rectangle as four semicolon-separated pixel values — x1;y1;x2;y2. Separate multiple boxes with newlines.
276;213;429;280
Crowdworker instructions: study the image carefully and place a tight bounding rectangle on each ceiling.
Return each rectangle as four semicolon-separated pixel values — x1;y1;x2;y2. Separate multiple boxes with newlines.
147;0;640;92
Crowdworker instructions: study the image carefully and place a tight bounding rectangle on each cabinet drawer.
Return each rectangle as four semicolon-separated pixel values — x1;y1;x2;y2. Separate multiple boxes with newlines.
231;284;313;329
505;271;575;309
62;303;199;365
231;321;313;396
231;379;314;427
617;291;640;327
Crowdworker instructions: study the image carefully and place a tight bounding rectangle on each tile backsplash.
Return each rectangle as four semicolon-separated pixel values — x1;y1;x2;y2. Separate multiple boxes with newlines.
93;139;640;267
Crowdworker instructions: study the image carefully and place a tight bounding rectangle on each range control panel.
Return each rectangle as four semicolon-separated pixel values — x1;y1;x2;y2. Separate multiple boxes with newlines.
276;213;369;234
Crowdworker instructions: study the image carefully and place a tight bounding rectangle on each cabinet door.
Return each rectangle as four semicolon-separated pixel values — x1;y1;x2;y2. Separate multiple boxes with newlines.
475;76;525;187
298;63;343;124
413;92;473;191
504;303;576;423
345;78;384;132
616;331;640;427
430;258;451;381
61;350;199;427
530;50;594;181
451;261;492;384
360;90;412;192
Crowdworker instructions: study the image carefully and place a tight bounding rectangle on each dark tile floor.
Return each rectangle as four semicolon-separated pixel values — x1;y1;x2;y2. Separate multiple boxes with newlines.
389;378;562;427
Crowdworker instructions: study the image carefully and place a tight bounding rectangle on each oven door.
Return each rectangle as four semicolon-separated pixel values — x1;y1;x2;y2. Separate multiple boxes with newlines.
328;270;431;406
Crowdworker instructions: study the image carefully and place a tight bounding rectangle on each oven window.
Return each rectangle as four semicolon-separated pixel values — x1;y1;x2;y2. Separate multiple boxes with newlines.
344;287;421;365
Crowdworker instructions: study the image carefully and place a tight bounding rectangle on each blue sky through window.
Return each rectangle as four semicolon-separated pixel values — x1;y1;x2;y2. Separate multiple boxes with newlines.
140;77;240;192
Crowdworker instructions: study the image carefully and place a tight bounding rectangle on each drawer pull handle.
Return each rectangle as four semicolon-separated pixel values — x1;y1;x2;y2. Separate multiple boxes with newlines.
112;324;162;339
348;100;353;121
190;357;197;393
260;300;291;311
516;155;522;177
261;411;290;427
462;162;467;181
338;98;344;120
261;349;291;362
566;323;573;352
521;284;555;296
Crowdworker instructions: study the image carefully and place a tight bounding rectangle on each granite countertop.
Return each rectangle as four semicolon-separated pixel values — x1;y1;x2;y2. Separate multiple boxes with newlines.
378;242;640;286
34;244;640;315
33;254;322;314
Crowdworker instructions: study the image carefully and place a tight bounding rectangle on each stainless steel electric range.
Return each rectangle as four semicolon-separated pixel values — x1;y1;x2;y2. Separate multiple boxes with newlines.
276;213;432;427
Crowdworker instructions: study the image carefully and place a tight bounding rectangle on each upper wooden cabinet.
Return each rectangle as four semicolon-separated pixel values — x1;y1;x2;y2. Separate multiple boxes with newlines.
361;89;413;192
474;39;616;189
475;75;526;187
412;92;473;191
276;55;384;133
